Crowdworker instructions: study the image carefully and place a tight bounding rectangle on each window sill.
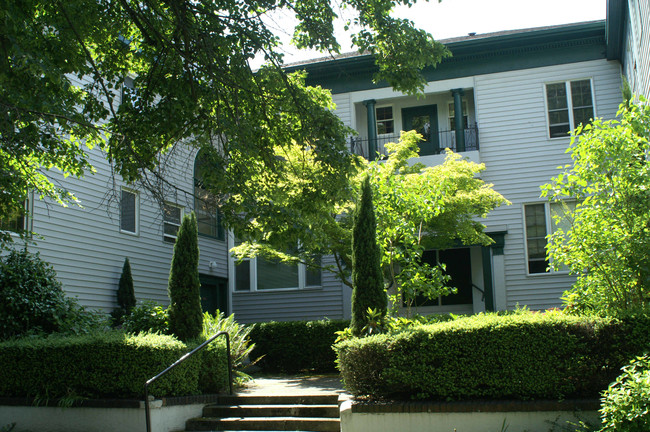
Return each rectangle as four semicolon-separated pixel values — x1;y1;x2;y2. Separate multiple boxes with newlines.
526;271;571;277
119;229;139;237
233;286;323;294
198;232;226;242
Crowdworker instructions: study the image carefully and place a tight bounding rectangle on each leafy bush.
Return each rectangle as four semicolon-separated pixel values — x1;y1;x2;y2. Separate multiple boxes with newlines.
335;311;650;401
598;353;650;432
249;319;349;373
0;250;106;339
122;300;169;334
0;331;212;398
200;310;254;392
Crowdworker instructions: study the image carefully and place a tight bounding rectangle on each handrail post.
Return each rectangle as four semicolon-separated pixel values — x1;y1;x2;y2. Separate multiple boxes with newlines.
143;331;233;432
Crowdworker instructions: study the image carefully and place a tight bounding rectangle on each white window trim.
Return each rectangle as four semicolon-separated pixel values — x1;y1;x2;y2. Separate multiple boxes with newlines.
544;78;596;140
163;202;184;244
522;201;571;277
119;188;139;236
375;105;395;136
228;232;322;292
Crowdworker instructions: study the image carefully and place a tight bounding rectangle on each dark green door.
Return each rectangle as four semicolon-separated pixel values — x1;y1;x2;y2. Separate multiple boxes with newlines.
402;105;439;156
199;274;228;315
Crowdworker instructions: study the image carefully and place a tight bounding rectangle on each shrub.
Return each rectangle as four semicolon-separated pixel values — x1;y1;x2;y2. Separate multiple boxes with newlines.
0;331;209;398
335;312;650;401
167;212;203;342
350;176;385;336
117;257;136;311
200;311;254;392
0;250;105;339
598;353;650;432
122;301;169;334
249;319;349;373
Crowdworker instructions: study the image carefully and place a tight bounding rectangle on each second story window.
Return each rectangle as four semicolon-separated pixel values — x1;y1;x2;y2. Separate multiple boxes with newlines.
448;100;468;130
545;79;594;138
0;200;27;233
194;150;225;241
120;188;139;235
376;106;394;135
163;203;183;244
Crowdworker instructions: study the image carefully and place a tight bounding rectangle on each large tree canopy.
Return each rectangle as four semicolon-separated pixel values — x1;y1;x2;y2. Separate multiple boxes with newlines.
0;0;449;245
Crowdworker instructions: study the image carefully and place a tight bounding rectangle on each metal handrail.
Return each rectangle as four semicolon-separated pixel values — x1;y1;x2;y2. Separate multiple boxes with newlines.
144;331;233;432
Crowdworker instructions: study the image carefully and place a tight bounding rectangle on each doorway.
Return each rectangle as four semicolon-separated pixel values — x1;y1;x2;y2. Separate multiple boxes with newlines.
402;105;440;156
199;274;229;315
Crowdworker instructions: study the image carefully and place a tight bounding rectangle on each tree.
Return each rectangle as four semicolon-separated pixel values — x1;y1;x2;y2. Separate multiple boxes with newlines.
350;176;385;335
542;98;650;315
117;257;136;312
167;212;203;342
0;0;449;248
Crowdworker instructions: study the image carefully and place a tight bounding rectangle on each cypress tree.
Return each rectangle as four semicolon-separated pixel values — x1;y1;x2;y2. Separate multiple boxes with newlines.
167;212;203;342
117;257;136;312
350;176;386;336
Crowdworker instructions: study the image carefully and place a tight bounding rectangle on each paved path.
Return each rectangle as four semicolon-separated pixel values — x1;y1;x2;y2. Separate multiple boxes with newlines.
236;374;346;396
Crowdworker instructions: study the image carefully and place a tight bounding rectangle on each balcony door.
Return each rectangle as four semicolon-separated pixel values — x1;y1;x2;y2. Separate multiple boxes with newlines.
402;105;439;156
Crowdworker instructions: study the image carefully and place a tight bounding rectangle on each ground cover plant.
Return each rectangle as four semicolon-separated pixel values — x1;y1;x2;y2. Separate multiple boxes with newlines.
334;310;650;401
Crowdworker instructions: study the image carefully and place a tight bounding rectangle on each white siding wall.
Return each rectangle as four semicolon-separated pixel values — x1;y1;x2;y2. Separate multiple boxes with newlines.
624;0;650;98
20;76;229;311
475;59;622;309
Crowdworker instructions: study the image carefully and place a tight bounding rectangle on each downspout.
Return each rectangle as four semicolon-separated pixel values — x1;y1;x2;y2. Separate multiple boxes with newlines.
363;99;377;161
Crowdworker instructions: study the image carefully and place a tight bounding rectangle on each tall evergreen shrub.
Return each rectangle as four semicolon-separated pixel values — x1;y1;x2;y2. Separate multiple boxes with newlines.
350;176;386;336
117;257;136;312
167;212;203;342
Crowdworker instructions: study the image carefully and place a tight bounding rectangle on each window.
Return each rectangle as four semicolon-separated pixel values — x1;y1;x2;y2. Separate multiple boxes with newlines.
448;100;468;130
194;150;225;240
0;200;27;233
376;106;394;135
163;203;183;244
120;189;139;235
524;201;575;274
545;79;594;138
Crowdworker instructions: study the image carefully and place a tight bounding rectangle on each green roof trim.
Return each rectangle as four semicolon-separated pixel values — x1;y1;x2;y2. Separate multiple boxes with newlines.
287;21;608;94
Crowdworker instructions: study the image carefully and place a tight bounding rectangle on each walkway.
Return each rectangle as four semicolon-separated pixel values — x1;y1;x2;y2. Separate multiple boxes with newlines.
237;374;348;397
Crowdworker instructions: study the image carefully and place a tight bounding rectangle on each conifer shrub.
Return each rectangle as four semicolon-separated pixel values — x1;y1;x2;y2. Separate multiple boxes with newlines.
350;176;385;336
167;212;203;342
117;257;136;312
335;312;650;401
249;319;349;373
0;331;209;398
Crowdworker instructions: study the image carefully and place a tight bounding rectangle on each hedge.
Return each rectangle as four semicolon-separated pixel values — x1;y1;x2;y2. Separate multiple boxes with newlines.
249;319;349;373
334;312;650;401
0;331;228;399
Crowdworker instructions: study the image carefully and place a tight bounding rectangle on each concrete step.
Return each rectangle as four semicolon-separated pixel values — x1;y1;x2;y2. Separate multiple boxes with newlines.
217;395;340;406
185;416;340;431
204;404;340;418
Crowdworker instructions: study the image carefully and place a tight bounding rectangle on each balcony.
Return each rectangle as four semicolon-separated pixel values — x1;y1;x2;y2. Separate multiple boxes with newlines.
349;124;479;160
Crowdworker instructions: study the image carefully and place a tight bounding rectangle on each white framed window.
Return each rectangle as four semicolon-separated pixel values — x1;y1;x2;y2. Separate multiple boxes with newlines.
163;202;183;244
448;99;468;130
545;79;594;138
523;201;575;275
0;197;30;234
120;188;139;235
376;106;394;135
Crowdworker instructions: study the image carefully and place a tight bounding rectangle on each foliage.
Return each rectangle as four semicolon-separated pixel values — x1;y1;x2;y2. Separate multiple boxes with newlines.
249;319;349;373
334;311;650;400
117;257;136;312
201;310;255;389
167;212;203;342
122;300;169;335
351;176;386;335
0;249;107;339
542;99;650;314
0;331;212;398
598;353;650;432
1;0;448;249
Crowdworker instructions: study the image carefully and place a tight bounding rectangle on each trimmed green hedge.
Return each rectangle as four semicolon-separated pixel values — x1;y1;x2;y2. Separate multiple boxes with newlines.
335;312;650;401
249;319;349;373
0;331;228;399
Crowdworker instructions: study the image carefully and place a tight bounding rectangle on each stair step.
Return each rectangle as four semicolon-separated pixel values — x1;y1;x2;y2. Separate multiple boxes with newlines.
218;395;340;406
204;404;339;418
186;416;340;432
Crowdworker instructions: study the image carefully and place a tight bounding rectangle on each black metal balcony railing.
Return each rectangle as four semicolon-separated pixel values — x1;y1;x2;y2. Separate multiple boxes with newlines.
350;124;479;159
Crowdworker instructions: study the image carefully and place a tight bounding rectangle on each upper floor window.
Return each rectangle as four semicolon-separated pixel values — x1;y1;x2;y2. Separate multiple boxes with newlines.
120;188;139;235
545;79;594;138
0;200;27;233
376;106;394;135
194;151;225;241
524;201;575;274
163;202;183;244
448;100;468;130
